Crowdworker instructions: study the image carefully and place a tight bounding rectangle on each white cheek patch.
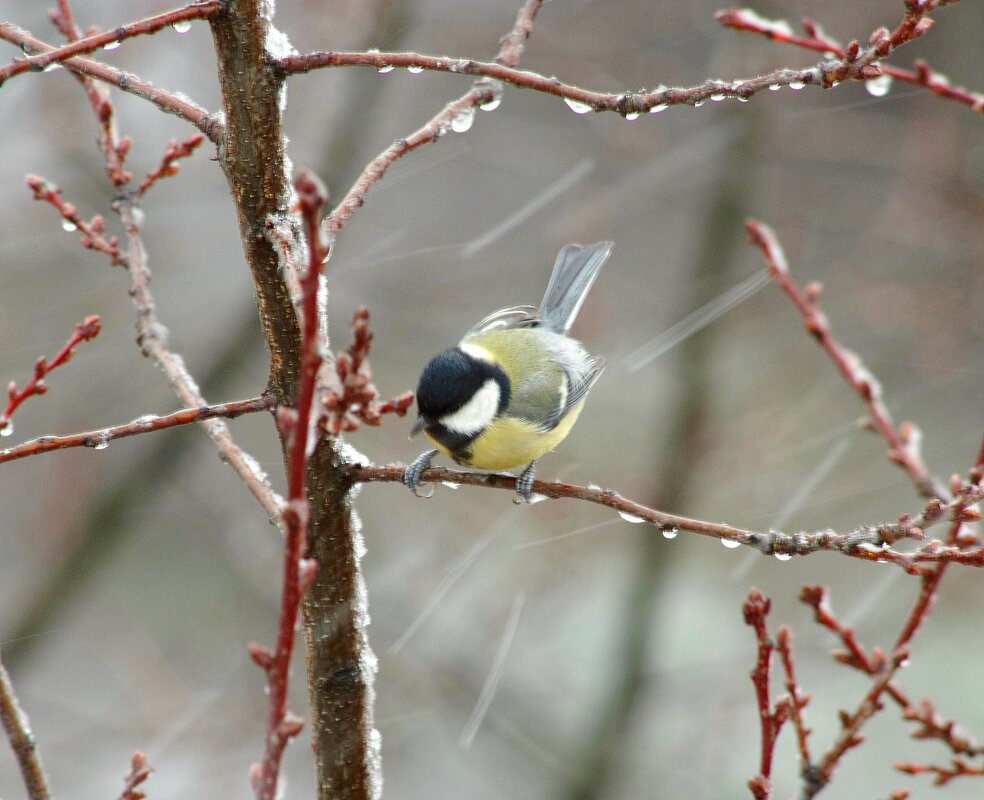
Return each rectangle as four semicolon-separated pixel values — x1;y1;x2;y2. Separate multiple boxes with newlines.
441;379;501;435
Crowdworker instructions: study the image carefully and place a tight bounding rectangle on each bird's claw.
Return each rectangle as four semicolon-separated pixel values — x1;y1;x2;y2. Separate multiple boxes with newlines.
404;449;438;498
514;461;537;504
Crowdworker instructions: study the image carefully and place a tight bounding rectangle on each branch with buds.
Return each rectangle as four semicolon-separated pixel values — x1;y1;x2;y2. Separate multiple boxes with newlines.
1;315;102;436
321;307;415;435
26;176;124;266
717;2;982;112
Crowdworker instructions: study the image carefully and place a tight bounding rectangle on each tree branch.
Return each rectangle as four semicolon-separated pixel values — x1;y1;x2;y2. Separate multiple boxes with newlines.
0;654;51;800
745;219;948;501
345;463;984;569
0;24;222;141
0;1;221;85
717;3;983;113
0;394;274;459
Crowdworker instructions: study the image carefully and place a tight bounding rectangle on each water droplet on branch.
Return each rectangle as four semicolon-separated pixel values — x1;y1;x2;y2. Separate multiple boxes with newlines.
171;20;192;33
407;65;423;74
103;41;121;51
662;527;678;539
451;106;475;133
865;74;893;97
773;552;792;561
617;510;645;523
721;538;741;549
563;98;592;115
0;421;13;437
377;64;395;74
61;219;78;232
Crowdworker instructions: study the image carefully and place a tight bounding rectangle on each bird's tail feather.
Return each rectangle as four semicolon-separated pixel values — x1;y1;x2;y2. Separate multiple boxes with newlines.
538;241;613;333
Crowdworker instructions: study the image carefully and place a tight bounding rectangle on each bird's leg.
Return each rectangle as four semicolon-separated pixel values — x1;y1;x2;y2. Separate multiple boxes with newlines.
403;449;439;497
515;460;537;504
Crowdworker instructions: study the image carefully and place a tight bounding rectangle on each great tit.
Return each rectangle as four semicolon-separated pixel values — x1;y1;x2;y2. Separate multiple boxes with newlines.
403;241;613;502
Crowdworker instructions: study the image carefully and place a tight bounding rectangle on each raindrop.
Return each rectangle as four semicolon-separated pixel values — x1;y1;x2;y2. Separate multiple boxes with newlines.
526;493;548;505
450;106;475;133
103;40;121;51
736;96;749;102
172;19;192;33
865;73;893;97
662;527;678;539
61;219;77;232
789;81;805;90
93;439;110;450
587;483;602;491
774;552;792;561
406;65;423;74
43;62;63;72
479;90;503;111
377;64;395;74
649;103;668;114
693;100;704;108
721;538;741;549
564;97;592;115
0;421;12;437
617;510;645;524
710;93;725;102
441;481;460;490
768;84;781;92
624;112;640;121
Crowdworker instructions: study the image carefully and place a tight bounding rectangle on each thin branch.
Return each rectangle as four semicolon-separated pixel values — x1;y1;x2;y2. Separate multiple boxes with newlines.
903;698;984;757
0;394;275;464
776;626;813;780
0;1;221;85
321;307;415;435
0;24;222;141
282;49;836;116
117;750;153;800
250;170;329;800
26;175;124;266
138;133;206;195
323;0;544;242
345;463;984;568
745;219;948;501
717;4;983;113
743;590;789;800
896;758;984;786
1;315;102;435
0;654;51;800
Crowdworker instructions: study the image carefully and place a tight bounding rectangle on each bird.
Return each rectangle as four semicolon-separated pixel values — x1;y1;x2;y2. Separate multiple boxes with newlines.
403;241;613;503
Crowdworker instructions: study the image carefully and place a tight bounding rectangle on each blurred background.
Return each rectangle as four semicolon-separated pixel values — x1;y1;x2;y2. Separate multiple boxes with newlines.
1;0;983;797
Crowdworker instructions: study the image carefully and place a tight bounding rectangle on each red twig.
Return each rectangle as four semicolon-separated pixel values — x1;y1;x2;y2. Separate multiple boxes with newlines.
0;655;51;800
0;394;275;464
896;757;984;786
347;463;984;566
138;133;206;195
249;170;329;800
0;2;221;85
903;698;984;756
117;750;153;800
0;315;101;436
776;626;813;779
26;175;125;266
743;589;790;800
321;307;414;435
717;3;983;113
745;218;947;501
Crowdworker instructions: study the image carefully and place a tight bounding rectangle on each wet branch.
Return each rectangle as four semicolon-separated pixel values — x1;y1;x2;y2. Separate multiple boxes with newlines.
0;654;51;800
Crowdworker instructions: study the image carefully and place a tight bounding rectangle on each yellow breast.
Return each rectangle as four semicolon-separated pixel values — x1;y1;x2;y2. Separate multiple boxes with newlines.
425;401;586;471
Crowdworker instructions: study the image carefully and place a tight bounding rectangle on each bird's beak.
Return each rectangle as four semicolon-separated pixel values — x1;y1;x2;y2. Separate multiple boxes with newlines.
409;416;426;439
